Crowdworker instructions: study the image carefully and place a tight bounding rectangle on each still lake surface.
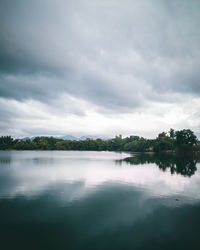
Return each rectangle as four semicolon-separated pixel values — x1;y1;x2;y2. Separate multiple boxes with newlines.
0;150;200;250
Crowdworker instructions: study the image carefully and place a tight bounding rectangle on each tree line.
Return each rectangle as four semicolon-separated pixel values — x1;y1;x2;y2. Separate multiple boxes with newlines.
0;129;199;153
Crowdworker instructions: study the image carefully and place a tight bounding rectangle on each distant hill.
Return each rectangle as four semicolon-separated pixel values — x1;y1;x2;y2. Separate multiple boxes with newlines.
21;137;35;141
60;135;110;140
61;135;79;140
21;135;109;141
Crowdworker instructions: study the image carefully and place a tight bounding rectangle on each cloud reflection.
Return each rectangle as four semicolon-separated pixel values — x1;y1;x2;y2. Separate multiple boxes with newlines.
0;151;200;204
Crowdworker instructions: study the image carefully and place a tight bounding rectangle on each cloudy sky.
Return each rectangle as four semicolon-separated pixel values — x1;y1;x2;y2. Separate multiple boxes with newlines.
0;0;200;138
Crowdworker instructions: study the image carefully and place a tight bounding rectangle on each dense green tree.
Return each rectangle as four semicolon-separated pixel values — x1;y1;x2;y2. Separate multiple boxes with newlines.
175;129;197;152
124;138;152;152
169;128;175;139
0;136;15;150
154;137;174;152
158;132;167;138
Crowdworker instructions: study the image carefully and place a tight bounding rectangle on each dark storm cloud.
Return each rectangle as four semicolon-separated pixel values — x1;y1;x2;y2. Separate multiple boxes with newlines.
0;0;200;115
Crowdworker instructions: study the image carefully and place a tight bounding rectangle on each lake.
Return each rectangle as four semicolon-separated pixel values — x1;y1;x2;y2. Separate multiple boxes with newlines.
0;150;200;250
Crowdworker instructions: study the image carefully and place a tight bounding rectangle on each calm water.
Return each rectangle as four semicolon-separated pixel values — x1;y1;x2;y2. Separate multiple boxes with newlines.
0;151;200;250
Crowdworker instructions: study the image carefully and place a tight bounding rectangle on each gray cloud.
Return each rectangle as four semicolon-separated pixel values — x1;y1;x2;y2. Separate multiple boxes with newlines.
0;0;200;136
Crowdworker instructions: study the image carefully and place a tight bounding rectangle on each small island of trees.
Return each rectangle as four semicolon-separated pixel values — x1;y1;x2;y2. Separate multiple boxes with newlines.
0;128;199;154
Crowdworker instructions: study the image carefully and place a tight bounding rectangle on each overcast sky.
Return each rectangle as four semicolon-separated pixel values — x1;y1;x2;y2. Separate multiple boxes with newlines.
0;0;200;138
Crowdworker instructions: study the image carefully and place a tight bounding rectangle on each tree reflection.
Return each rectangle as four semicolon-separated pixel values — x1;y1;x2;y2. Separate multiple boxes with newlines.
117;153;199;177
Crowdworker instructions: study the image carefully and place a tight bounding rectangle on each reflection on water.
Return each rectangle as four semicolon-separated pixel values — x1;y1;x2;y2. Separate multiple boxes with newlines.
118;153;199;177
0;151;200;250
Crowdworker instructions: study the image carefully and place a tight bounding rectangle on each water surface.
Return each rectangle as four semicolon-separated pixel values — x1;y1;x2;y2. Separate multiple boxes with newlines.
0;151;200;250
